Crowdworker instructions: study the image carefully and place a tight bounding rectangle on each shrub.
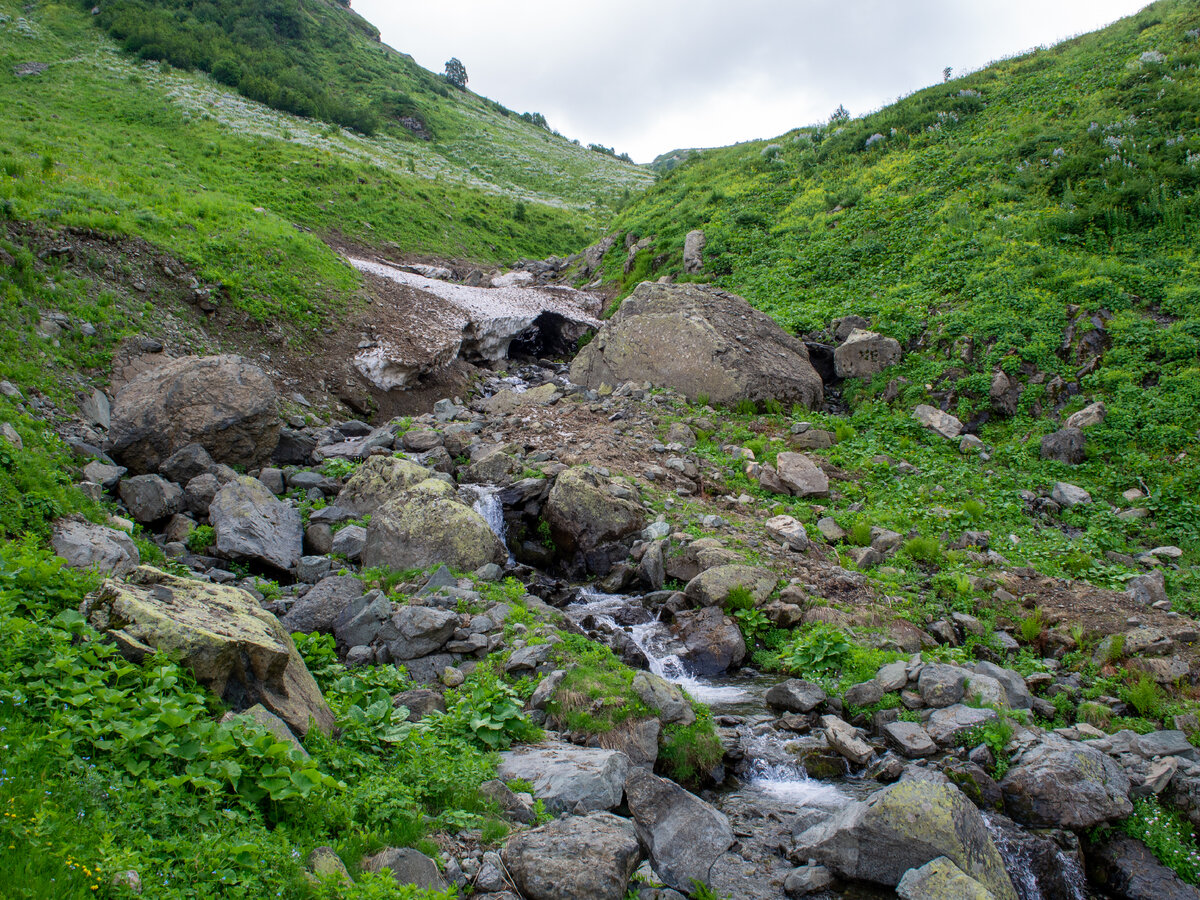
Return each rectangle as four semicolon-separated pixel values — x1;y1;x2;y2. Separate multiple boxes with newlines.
185;524;215;553
1018;609;1046;644
1122;673;1165;719
902;536;944;564
777;624;852;675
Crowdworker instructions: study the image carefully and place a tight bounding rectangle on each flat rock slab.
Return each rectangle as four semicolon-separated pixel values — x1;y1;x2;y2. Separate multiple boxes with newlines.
497;742;630;813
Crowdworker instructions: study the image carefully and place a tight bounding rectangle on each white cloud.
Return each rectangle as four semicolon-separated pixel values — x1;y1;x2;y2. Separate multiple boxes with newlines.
352;0;1151;162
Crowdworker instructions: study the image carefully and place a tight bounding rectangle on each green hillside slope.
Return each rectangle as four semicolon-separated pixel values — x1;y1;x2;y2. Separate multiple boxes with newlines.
606;0;1200;598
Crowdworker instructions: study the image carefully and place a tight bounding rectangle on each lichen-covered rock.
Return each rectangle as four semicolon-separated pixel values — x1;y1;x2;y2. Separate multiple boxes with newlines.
834;329;902;379
504;812;642;900
1000;738;1132;827
83;567;333;735
570;282;822;409
795;779;1016;900
497;742;630;813
208;476;303;573
336;456;434;516
543;466;644;557
107;355;279;474
684;564;776;607
51;516;140;576
632;672;695;726
897;857;998;900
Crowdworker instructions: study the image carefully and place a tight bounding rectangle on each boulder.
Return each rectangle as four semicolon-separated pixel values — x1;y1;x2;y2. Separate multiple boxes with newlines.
570;282;822;409
497;742;630;813
913;405;963;440
159;443;218;485
683;229;706;274
684;564;776;607
504;812;642;900
672;606;745;676
331;524;367;561
362;848;447;891
335;456;432;516
765;679;827;714
773;453;830;498
926;705;998;746
794;779;1016;900
1040;429;1085;465
51;517;140;576
382;605;459;660
83;567;333;735
107;355;279;474
543;467;645;557
625;767;734;891
1128;569;1168;606
118;474;183;524
823;715;874;766
1085;835;1200;900
632;672;695;726
897;857;998;900
361;485;505;573
918;664;968;708
883;721;938;759
973;661;1033;710
1065;401;1107;430
222;703;307;758
280;576;365;634
765;515;811;551
834;329;902;379
1051;482;1091;508
1000;738;1132;827
208;476;303;573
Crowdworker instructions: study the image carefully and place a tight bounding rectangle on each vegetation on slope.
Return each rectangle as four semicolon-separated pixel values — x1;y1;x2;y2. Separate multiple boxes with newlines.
607;0;1200;599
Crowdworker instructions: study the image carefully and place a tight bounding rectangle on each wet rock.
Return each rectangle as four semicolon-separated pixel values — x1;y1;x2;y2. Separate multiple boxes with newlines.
672;606;746;676
497;742;629;813
209;476;303;573
570;282;822;409
52;516;140;576
503;812;641;900
1000;737;1132;827
822;715;874;766
107;355;279;474
834;329;902;379
625;767;734;891
83;566;333;735
632;672;695;726
1085;835;1200;900
766;679;827;714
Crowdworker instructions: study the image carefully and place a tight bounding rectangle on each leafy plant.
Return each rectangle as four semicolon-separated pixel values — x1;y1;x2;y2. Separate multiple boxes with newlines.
185;524;215;553
1018;609;1046;645
777;624;852;675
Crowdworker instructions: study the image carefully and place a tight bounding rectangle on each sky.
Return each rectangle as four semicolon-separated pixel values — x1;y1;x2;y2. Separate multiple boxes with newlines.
352;0;1151;163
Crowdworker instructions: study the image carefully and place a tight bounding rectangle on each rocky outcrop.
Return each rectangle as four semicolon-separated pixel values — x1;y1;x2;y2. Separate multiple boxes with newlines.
1000;737;1132;827
208;476;303;573
625;767;734;891
683;230;706;274
107;355;279;474
504;812;642;900
1085;835;1200;900
336;456;433;516
83;567;333;735
570;282;823;409
51;517;139;576
795;779;1017;900
497;742;629;813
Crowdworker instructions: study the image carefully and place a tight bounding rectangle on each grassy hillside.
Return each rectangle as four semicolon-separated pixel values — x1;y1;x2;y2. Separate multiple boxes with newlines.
606;0;1200;600
0;0;649;332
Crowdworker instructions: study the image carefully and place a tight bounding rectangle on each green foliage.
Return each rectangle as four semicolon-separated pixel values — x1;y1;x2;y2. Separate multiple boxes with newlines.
848;521;873;547
901;535;944;564
1122;673;1166;719
776;624;852;676
1117;797;1200;884
658;706;723;787
1018;609;1046;644
959;716;1015;778
443;667;540;750
733;398;758;416
694;392;711;409
185;524;215;554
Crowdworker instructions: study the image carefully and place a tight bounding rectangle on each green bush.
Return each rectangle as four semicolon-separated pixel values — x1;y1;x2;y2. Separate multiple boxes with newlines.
185;524;215;553
776;624;852;675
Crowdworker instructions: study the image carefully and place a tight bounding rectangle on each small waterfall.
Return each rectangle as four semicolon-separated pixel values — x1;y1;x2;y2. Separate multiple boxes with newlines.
738;727;847;804
467;485;514;565
983;813;1088;900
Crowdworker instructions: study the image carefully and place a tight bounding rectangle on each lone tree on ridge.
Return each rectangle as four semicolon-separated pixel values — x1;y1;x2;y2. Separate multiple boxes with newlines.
444;57;468;89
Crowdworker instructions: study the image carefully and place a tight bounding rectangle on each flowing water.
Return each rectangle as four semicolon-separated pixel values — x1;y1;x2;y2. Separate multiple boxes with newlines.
463;484;515;565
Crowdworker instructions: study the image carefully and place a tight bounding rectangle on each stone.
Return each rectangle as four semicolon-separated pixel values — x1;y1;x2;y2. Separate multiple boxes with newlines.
330;524;367;560
773;453;830;498
296;555;331;584
832;315;871;342
766;679;827;714
362;848;447;891
913;405;963;440
1065;401;1107;430
281;576;365;634
1086;835;1200;900
897;857;999;900
383;605;459;660
209;476;303;572
1128;569;1168;606
823;715;874;766
118;474;183;524
973;661;1033;710
83;567;333;735
876;660;909;692
107;355;279;474
795;779;1016;900
816;517;846;543
683;229;706;274
834;329;902;378
497;742;629;813
361;484;505;574
1000;738;1132;827
158;444;219;486
51;516;140;576
672;606;745;676
632;672;695;725
392;688;446;722
918;664;969;708
926;705;998;746
1051;482;1091;508
624;767;734;891
308;847;350;885
543;466;645;558
1040;428;1086;465
784;865;835;897
84;460;125;490
684;564;776;607
765;515;811;551
503;813;642;900
335;456;434;516
570;282;823;409
844;680;885;708
883;721;938;758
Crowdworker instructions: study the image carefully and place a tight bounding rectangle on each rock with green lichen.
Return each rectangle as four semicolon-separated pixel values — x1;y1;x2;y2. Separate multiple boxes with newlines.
361;481;505;573
335;455;433;516
683;564;776;607
543;466;644;560
1000;737;1132;828
897;857;998;900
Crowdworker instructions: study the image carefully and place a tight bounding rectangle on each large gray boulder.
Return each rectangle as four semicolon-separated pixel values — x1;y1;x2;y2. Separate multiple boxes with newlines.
107;355;279;474
918;664;969;708
543;466;645;558
51;517;139;576
834;329;901;379
504;812;642;900
336;456;432;516
684;564;776;607
570;282;823;409
1000;738;1132;827
795;779;1017;900
209;476;303;573
362;847;446;891
280;576;365;634
497;742;630;813
625;767;734;891
672;606;745;676
765;679;827;713
772;453;830;498
381;605;459;660
118;474;183;524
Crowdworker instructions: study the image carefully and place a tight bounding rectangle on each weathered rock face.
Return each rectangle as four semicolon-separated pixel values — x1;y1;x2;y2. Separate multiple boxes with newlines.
684;564;776;607
1085;835;1200;900
773;453;830;498
497;743;630;813
543;466;644;560
280;576;366;635
795;779;1017;900
503;812;642;900
336;456;432;517
209;476;303;573
683;229;706;274
570;282;823;409
672;606;746;676
834;329;902;379
362;847;447;891
52;517;140;576
83;567;333;735
625;767;734;891
897;857;998;900
107;355;279;474
1000;738;1132;827
361;482;506;573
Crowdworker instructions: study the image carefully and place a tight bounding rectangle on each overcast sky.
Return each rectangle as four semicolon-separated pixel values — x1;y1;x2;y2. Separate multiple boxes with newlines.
353;0;1150;163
